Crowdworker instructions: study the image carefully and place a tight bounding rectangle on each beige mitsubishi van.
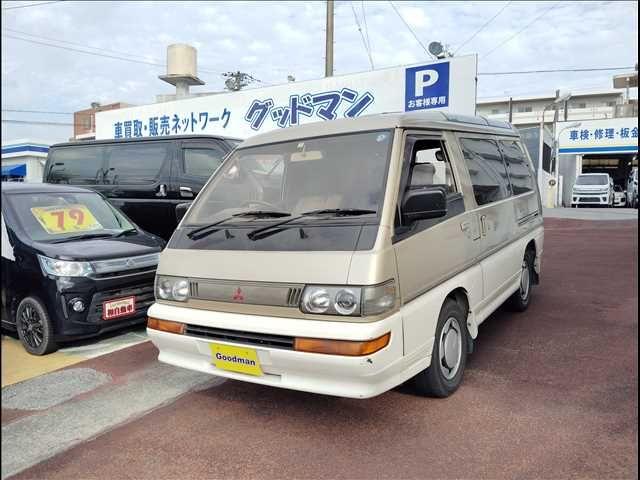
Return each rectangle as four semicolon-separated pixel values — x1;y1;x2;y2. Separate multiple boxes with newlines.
147;111;544;399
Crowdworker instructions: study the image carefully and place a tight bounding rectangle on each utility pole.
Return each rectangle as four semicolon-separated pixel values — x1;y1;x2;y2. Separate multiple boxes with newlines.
508;97;513;123
325;0;334;77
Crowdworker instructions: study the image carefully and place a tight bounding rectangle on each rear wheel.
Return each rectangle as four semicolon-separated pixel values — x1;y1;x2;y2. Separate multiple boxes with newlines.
16;297;58;355
508;249;535;312
413;299;468;398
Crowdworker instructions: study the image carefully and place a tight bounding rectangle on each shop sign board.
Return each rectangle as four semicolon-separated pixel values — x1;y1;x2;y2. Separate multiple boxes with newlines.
558;117;638;155
95;55;477;140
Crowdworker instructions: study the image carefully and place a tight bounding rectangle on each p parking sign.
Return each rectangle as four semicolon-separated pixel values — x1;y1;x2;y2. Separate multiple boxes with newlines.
405;62;450;111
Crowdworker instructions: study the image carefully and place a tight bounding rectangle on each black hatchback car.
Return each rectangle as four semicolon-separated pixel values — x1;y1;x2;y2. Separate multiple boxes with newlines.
1;182;165;355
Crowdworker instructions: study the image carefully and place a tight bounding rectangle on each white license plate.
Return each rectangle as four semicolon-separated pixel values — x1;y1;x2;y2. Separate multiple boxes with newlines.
103;296;136;320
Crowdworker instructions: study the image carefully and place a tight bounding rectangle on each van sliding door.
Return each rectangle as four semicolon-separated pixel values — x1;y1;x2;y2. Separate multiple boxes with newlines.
458;136;519;313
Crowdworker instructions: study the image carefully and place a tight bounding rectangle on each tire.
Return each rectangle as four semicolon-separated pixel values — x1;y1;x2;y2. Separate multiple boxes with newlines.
508;249;535;312
16;297;58;355
413;299;468;398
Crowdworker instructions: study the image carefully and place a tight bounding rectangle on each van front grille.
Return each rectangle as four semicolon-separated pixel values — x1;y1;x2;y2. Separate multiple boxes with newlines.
286;287;303;307
184;325;295;350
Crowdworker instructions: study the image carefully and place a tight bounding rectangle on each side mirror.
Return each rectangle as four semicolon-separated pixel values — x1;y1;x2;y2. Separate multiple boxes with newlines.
401;187;447;224
175;202;192;223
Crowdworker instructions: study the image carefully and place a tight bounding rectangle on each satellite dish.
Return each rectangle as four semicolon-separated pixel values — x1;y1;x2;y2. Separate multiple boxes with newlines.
428;41;444;58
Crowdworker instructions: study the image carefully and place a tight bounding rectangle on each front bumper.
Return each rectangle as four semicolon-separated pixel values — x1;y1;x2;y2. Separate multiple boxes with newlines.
51;272;156;340
147;302;427;399
571;193;610;206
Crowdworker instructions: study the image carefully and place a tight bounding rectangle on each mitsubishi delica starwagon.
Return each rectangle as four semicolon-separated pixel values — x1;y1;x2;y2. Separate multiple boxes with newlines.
147;111;544;399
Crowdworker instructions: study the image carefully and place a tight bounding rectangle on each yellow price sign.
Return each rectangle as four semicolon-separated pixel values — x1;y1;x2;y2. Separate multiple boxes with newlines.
30;204;103;235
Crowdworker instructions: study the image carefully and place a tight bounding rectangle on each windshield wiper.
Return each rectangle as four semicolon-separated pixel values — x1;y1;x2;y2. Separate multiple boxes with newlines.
49;233;115;244
187;210;291;240
246;209;377;241
246;215;305;241
300;208;377;217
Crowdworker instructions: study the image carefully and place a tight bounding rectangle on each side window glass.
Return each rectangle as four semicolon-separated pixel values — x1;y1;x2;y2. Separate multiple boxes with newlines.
500;140;535;195
47;146;106;185
460;138;511;206
105;143;169;185
409;140;456;194
183;148;226;178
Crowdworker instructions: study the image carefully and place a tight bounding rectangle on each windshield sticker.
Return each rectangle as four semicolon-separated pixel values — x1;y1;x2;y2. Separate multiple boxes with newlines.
30;204;103;235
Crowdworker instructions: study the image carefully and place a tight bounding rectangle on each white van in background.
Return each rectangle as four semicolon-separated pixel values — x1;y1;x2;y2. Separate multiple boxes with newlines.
571;173;614;208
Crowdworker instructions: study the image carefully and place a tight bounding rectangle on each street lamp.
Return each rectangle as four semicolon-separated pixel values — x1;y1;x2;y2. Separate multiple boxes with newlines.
538;92;572;196
554;121;581;207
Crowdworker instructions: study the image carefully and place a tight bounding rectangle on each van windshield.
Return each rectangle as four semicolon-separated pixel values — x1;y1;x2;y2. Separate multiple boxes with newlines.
185;130;393;226
5;191;135;243
576;174;608;185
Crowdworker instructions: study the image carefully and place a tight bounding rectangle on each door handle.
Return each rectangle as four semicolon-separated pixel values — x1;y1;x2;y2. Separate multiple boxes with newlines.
156;184;167;197
179;186;194;198
480;215;487;237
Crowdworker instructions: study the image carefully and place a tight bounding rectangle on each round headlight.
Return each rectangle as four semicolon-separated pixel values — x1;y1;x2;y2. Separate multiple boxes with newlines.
157;279;173;300
303;288;331;313
172;279;189;302
334;289;359;315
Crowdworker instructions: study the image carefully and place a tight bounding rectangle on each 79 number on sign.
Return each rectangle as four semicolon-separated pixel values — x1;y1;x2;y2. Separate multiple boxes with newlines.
50;208;85;229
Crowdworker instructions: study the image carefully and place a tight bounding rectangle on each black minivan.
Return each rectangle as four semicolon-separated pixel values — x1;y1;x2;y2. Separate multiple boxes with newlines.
1;182;165;355
43;135;240;240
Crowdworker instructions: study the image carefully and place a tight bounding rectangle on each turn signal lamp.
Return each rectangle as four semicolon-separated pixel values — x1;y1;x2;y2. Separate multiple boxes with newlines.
147;317;185;335
294;332;390;356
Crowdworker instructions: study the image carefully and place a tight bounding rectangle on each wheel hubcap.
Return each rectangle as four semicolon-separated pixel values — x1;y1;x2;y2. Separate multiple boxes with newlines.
439;317;462;380
20;305;43;349
520;260;530;301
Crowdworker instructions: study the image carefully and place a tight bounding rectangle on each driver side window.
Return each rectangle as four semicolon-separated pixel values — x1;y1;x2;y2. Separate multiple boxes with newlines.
408;139;457;194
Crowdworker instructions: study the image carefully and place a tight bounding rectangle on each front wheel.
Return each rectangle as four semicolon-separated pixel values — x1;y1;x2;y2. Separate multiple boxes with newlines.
508;249;535;312
413;299;468;398
16;297;58;355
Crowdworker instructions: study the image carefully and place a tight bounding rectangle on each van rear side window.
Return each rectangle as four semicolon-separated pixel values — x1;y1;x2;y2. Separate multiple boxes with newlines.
500;140;535;195
47;146;107;185
460;138;511;206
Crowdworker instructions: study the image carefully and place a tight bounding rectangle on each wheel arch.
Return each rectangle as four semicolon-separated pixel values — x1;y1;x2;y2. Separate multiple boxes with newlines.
524;238;540;284
444;286;475;352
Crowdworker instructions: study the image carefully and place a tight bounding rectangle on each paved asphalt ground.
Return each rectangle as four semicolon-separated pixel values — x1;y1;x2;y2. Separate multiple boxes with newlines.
2;216;637;479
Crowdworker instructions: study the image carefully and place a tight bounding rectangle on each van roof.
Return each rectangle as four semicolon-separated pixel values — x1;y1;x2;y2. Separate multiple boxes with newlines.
49;134;242;149
240;111;519;148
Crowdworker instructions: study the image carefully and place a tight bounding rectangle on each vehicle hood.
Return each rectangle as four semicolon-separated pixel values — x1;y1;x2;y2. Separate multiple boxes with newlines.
157;248;354;284
35;236;164;261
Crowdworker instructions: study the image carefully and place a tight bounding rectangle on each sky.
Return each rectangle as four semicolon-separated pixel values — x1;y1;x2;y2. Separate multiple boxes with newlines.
1;0;638;143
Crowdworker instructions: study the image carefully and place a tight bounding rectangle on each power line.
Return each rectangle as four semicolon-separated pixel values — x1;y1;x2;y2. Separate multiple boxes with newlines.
2;108;73;114
2;119;75;126
2;1;62;10
350;1;375;70
387;0;430;58
453;1;512;55
361;0;372;55
482;1;561;59
479;66;636;75
3;27;160;62
2;31;265;81
2;33;167;68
